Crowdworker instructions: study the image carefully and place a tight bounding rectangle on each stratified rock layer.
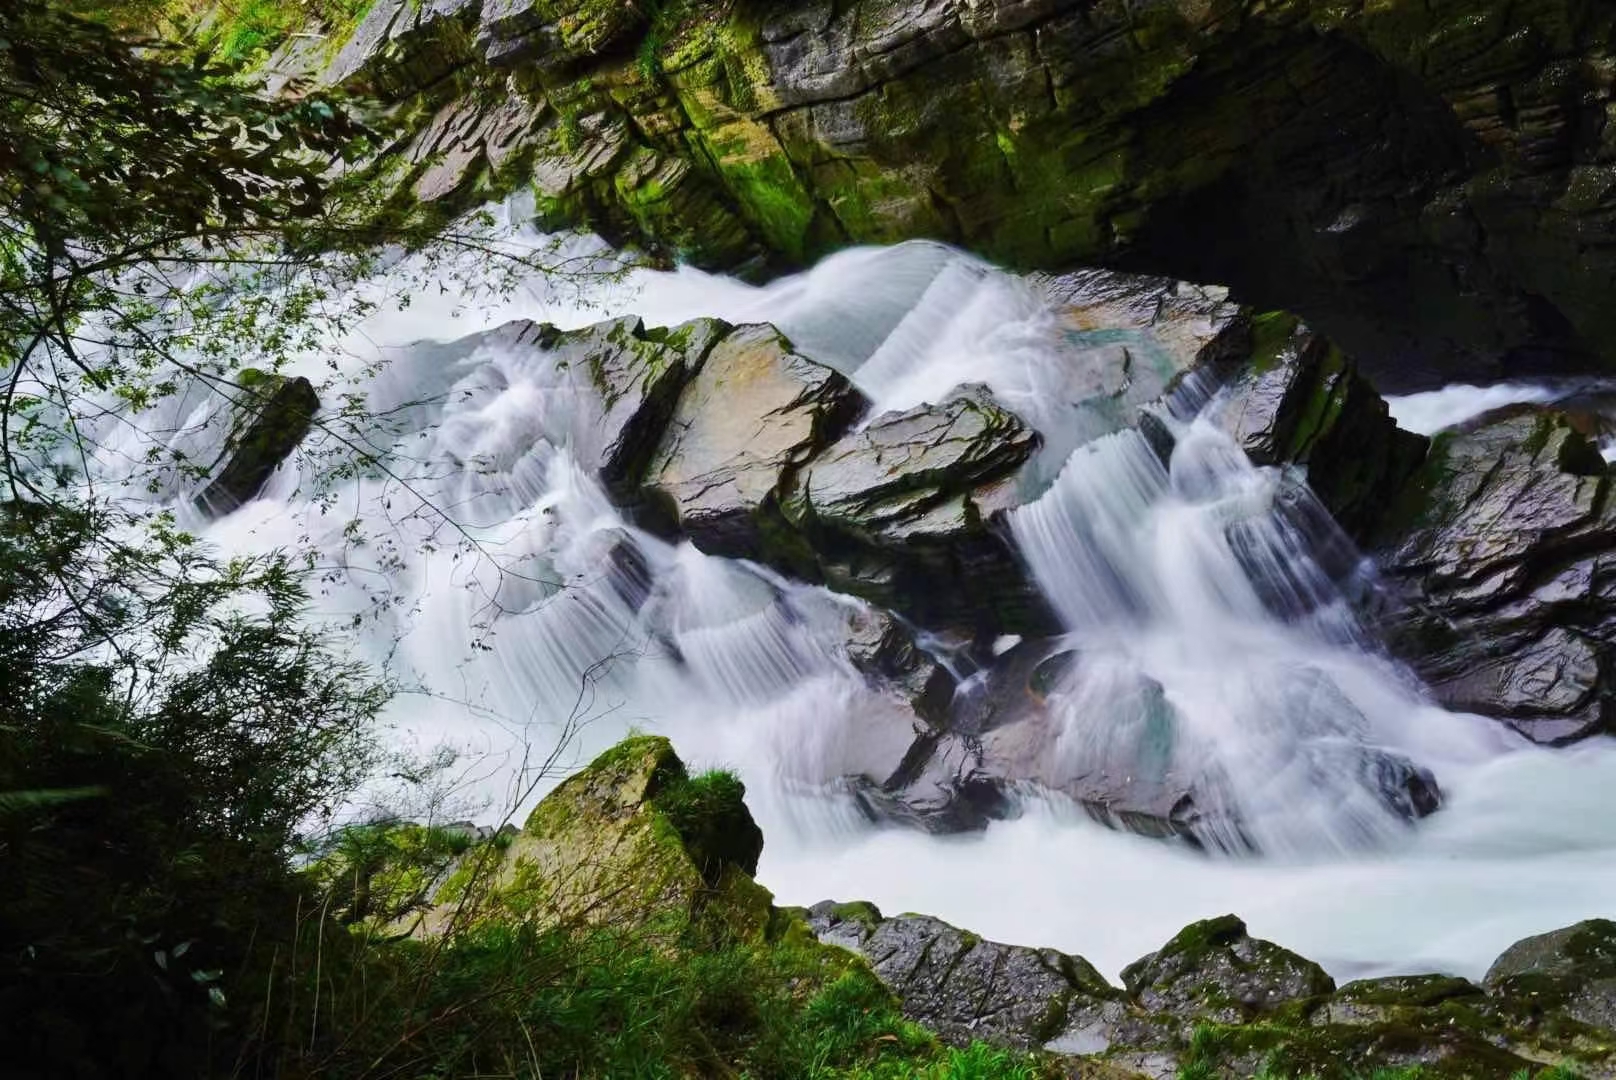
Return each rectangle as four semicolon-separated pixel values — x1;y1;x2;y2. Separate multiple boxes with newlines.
1375;408;1616;743
285;0;1616;387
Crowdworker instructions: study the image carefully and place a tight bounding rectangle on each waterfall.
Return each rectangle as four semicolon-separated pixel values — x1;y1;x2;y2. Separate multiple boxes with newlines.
76;200;1616;982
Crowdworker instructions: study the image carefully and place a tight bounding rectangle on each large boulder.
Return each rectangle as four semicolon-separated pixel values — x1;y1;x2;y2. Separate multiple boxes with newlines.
496;735;768;934
802;900;1138;1054
340;736;774;941
1374;409;1616;744
195;374;320;515
780;385;1050;634
644;323;861;557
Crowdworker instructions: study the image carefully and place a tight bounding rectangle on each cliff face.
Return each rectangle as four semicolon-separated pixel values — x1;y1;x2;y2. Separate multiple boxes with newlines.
277;0;1616;388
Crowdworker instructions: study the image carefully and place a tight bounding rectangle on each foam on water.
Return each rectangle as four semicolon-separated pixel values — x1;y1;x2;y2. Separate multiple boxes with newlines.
81;200;1616;981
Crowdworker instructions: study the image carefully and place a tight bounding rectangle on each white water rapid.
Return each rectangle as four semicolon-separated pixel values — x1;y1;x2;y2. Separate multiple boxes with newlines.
92;199;1616;983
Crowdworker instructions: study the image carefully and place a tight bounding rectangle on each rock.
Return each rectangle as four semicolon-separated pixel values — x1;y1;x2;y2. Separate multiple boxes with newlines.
803;900;1129;1053
195;374;320;515
489;735;771;938
780;385;1052;634
1319;975;1484;1026
1212;313;1429;543
477;0;646;70
484;316;726;501
1374;409;1616;744
321;0;481;100
1486;919;1616;1034
858;638;1440;847
1121;915;1334;1023
645;323;861;559
839;604;957;726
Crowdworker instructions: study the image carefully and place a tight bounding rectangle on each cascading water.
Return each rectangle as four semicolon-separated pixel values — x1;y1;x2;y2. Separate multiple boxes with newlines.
90;199;1616;982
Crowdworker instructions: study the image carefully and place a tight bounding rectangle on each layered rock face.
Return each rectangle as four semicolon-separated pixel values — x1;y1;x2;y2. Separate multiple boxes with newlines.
280;0;1616;387
1372;408;1616;744
339;735;1616;1078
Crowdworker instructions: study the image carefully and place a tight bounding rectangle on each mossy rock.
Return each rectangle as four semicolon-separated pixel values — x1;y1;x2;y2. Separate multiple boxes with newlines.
1121;915;1334;1024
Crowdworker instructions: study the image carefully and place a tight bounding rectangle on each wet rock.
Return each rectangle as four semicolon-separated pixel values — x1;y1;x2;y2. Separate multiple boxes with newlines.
528;316;725;496
196;375;320;515
860;638;1440;847
840;605;956;726
1374;409;1616;744
803;900;1125;1052
1121;915;1334;1024
781;386;1051;635
1213;313;1429;542
645;324;861;559
1486;919;1616;1034
444;316;722;524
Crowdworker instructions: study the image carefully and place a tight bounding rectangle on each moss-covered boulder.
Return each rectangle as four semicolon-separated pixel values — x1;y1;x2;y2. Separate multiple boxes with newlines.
1120;915;1335;1025
494;735;769;937
1487;919;1616;1035
333;737;773;941
195;374;320;515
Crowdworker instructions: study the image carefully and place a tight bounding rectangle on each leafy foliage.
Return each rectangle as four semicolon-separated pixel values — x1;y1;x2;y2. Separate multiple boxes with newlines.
0;502;387;1077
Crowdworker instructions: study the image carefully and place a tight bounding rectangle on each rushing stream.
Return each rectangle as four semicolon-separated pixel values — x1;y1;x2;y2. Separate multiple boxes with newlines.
92;199;1616;983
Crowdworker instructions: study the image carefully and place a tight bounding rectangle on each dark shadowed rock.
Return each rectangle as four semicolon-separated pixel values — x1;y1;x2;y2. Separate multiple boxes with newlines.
840;605;956;726
1213;313;1429;542
196;375;320;515
1121;915;1334;1023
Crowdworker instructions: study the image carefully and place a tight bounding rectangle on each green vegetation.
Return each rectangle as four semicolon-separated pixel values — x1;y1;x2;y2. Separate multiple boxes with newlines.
240;900;1054;1079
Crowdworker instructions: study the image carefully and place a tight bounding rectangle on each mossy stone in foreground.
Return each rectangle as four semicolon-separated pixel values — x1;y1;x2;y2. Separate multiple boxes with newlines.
1121;914;1334;1024
498;735;771;937
1487;919;1616;1034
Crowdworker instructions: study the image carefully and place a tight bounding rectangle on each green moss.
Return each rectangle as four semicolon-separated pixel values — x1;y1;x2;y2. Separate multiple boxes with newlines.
1247;312;1305;375
650;766;763;881
198;0;374;63
711;154;818;261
